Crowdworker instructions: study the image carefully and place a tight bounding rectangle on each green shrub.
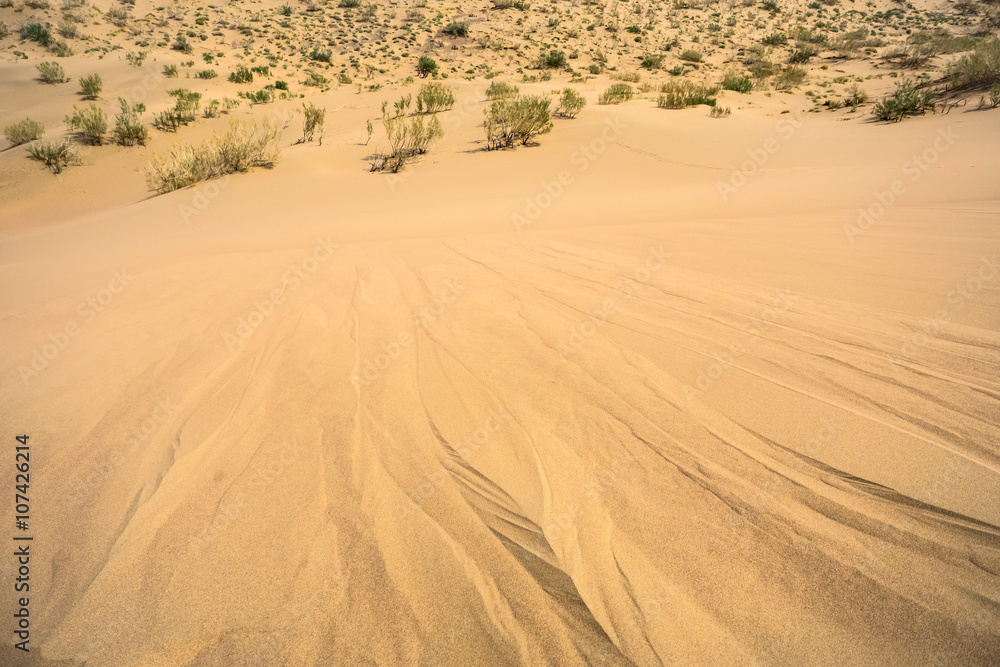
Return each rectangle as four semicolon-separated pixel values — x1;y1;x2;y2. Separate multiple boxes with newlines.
538;50;567;69
710;105;731;117
28;139;80;173
990;82;1000;108
154;89;202;130
556;87;586;117
299;101;326;143
113;98;149;146
309;47;333;63
372;114;444;172
598;82;633;104
79;73;102;99
872;79;936;121
486;80;519;99
443;21;468;37
843;82;869;108
641;53;665;70
610;71;641;82
0;22;8;40
243;88;275;104
196;69;217;79
337;72;352;84
251;66;271;77
657;80;719;108
789;45;819;63
722;70;752;93
4;118;45;146
303;71;329;87
163;64;179;77
20;22;52;46
275;79;289;91
945;37;1000;89
127;51;148;67
415;81;455;113
680;49;702;62
774;65;807;89
229;64;253;83
484;95;551;149
279;4;292;15
763;33;787;46
339;0;360;6
37;61;68;84
418;55;438;75
173;33;192;54
146;120;281;194
65;103;108;145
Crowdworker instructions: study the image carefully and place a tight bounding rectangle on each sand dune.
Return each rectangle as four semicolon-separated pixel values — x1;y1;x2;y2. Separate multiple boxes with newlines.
1;82;999;665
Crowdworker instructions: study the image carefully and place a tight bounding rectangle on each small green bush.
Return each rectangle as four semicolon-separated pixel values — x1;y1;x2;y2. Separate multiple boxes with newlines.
163;64;179;77
146;120;281;194
641;53;665;70
415;81;455;113
945;37;1000;89
598;83;633;104
486;80;519;99
680;49;702;62
242;88;275;104
113;98;149;146
229;64;253;83
418;55;438;75
774;65;807;89
310;47;333;63
722;70;752;93
301;101;326;143
65;103;108;145
763;33;787;46
126;51;148;67
196;69;217;79
443;21;468;37
657;80;719;108
79;73;102;99
789;45;819;64
538;50;567;69
483;95;552;149
28;139;80;174
4;118;45;146
556;87;586;117
872;79;936;121
20;22;52;47
37;61;69;84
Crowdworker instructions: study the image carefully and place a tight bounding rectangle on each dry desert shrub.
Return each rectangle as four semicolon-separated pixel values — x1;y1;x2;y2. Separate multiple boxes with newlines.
146;119;281;194
484;95;552;149
64;103;108;144
36;61;69;84
657;80;719;107
946;37;1000;89
79;73;101;99
872;79;936;122
28;139;81;173
113;98;149;146
598;82;634;104
371;114;444;171
555;87;586;117
486;80;519;99
301;101;326;143
5;118;45;146
415;82;455;113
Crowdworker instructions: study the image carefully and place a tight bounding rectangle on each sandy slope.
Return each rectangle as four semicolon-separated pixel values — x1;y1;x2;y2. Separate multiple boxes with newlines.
1;90;1000;665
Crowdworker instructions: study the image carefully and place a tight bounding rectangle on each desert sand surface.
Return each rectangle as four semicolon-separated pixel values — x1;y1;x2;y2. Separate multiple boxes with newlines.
2;0;1000;664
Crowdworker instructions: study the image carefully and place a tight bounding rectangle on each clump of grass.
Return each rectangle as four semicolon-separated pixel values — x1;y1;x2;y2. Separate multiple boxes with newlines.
163;64;178;77
241;88;275;104
65;103;108;145
146;119;281;194
872;79;936;122
415;81;455;113
763;33;787;46
486;80;519;99
774;65;807;89
443;21;468;37
598;82;634;104
680;49;702;62
657;80;720;107
20;22;52;47
37;61;69;84
28;139;81;173
196;69;217;79
641;54;665;70
789;45;819;64
483;95;552;150
79;73;102;99
945;37;1000;90
371;114;444;172
844;82;869;110
556;87;586;117
113;98;149;146
203;97;240;118
301;101;326;143
154;89;202;131
229;64;253;84
537;50;567;69
309;47;333;63
126;51;148;67
4;118;45;146
722;70;752;93
610;71;641;82
710;105;731;117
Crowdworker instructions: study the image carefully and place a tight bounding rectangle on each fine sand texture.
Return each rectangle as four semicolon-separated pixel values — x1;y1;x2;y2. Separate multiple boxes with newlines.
2;2;1000;664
